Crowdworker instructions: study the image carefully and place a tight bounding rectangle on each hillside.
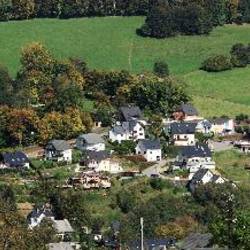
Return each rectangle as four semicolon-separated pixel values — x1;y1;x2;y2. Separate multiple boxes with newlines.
0;17;250;117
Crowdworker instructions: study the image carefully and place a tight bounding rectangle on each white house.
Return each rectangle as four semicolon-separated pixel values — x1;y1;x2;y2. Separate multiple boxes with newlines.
0;151;30;169
52;219;75;241
76;133;105;151
209;118;235;135
27;204;54;229
119;105;145;123
174;143;215;173
195;120;212;134
135;139;162;162
83;151;123;174
109;120;145;143
234;140;250;154
168;122;197;146
189;169;226;193
45;140;72;163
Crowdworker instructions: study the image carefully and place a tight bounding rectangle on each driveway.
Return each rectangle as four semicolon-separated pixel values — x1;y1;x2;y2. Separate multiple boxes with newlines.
142;159;168;177
210;140;233;152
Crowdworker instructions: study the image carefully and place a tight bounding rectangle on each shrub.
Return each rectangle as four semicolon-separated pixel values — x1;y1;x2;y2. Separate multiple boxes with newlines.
153;61;169;77
201;55;232;72
230;43;250;67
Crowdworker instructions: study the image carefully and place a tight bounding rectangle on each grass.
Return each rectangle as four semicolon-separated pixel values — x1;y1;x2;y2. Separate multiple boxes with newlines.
215;150;250;188
1;17;250;116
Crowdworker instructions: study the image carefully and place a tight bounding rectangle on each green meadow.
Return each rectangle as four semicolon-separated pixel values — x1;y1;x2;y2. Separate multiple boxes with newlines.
0;17;250;116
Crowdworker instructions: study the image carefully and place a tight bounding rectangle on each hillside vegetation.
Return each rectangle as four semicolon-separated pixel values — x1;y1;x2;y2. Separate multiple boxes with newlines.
0;17;250;116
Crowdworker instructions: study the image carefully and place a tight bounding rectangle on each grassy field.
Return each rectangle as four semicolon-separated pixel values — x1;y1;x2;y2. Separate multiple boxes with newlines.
0;17;250;116
215;150;250;189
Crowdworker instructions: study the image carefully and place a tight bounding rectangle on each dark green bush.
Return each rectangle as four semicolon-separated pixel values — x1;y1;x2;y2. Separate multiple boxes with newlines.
201;55;232;72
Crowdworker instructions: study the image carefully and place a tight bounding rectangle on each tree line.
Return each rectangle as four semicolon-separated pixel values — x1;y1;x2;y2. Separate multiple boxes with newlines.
0;0;151;20
137;0;250;38
0;42;189;148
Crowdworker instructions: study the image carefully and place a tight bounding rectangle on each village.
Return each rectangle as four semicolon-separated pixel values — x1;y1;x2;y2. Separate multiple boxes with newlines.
0;102;248;250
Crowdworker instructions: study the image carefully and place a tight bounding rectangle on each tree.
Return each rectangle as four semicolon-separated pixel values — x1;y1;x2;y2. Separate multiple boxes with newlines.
117;190;137;213
201;55;232;72
20;42;54;74
0;65;13;105
7;107;39;145
11;0;35;19
34;0;60;18
153;60;169;77
128;74;189;115
0;0;11;20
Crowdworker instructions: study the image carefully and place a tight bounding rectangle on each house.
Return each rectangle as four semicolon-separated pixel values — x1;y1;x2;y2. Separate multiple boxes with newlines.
209;117;235;135
52;219;75;241
48;242;81;250
0;151;30;169
128;238;176;250
119;105;143;122
195;119;212;134
168;122;197;146
174;143;215;173
180;233;213;250
76;133;105;151
27;204;54;229
188;169;226;193
234;140;250;153
135;139;161;162
173;103;201;121
68;172;111;189
45;140;72;163
82;150;123;173
109;120;145;143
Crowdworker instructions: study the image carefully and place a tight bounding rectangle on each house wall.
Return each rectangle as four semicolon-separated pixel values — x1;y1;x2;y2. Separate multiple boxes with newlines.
109;130;128;143
76;139;105;152
88;159;123;173
45;149;72;163
173;134;195;146
201;171;214;184
145;149;162;162
132;123;145;140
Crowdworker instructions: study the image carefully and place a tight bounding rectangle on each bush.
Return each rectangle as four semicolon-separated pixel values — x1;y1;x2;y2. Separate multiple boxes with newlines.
201;55;232;72
230;43;250;68
153;61;169;77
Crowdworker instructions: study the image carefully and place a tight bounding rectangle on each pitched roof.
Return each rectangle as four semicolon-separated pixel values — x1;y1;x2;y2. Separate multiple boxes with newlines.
53;219;74;233
180;143;212;158
27;205;54;223
210;117;231;125
46;140;71;151
78;133;104;144
48;242;76;250
1;151;29;168
180;233;212;249
129;238;176;250
170;122;197;134
190;168;211;182
119;105;142;121
85;150;110;162
178;103;199;116
138;139;161;150
112;125;126;134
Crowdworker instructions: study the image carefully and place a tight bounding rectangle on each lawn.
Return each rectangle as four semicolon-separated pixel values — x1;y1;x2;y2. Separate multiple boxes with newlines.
215;150;250;189
0;17;250;116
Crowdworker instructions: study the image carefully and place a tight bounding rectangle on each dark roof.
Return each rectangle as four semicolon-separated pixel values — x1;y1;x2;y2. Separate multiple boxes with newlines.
170;122;197;134
119;105;142;121
180;143;212;158
129;238;176;250
46;140;71;151
112;125;126;134
180;233;212;249
210;117;230;125
190;169;211;183
78;133;104;144
138;139;161;150
178;103;199;116
85;150;110;162
0;151;29;168
27;206;53;222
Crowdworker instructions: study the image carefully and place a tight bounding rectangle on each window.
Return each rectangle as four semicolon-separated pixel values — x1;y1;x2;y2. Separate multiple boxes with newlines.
144;151;146;154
